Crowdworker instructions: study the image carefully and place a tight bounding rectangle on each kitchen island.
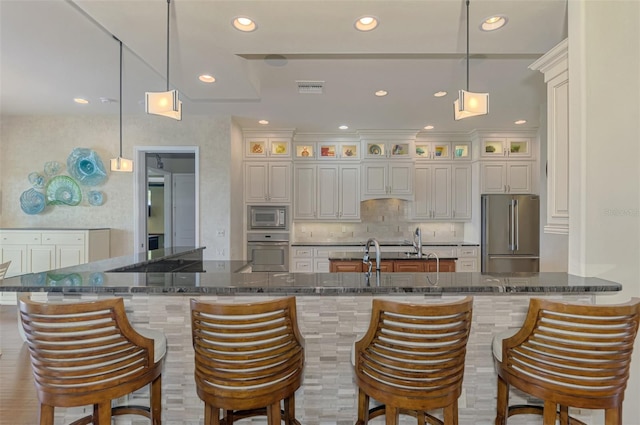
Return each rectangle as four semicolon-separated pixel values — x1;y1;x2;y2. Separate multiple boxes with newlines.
0;249;623;424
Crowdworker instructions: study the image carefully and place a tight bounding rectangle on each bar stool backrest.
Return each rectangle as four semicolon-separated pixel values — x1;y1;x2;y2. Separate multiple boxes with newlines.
190;296;305;411
0;261;10;280
502;297;640;409
354;296;473;410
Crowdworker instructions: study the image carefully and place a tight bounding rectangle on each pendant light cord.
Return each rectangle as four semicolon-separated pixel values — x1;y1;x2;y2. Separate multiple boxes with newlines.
166;0;170;92
466;0;470;91
114;36;124;158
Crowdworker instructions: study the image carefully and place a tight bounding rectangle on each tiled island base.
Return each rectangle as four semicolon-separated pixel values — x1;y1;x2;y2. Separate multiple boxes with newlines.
33;293;603;425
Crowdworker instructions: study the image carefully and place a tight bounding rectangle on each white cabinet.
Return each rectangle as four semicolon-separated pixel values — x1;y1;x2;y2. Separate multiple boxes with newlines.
456;246;479;272
290;245;363;273
362;162;413;200
413;164;471;220
244;162;291;203
481;162;533;194
293;164;360;221
363;141;413;159
294;142;360;160
413;141;472;161
414;165;451;219
0;229;110;278
244;137;291;159
480;137;533;159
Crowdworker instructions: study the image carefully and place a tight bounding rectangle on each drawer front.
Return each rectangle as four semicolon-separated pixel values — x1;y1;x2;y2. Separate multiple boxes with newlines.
314;259;331;273
425;247;456;258
292;248;313;258
1;232;41;245
457;246;478;257
42;232;85;245
456;258;478;272
291;258;313;272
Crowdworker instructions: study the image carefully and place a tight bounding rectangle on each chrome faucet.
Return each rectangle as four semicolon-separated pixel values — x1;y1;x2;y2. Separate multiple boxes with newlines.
425;251;440;273
413;227;423;258
363;238;381;274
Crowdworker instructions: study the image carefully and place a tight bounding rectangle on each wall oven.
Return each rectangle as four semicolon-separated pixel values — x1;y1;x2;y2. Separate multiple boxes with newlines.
247;232;289;272
248;205;288;230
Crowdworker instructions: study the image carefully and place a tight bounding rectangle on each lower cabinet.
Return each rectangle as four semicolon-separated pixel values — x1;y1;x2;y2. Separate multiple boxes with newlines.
0;229;110;278
330;258;456;273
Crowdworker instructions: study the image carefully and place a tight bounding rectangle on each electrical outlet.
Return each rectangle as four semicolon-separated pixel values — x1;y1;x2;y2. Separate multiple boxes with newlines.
341;226;347;233
329;232;335;237
216;229;225;237
216;249;225;256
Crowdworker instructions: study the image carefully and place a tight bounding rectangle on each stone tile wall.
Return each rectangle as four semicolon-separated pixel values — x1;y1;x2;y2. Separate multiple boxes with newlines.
44;293;600;425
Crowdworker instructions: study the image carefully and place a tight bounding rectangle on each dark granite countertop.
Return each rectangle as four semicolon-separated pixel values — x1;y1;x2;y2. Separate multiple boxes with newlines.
291;241;479;247
328;251;457;261
0;248;621;295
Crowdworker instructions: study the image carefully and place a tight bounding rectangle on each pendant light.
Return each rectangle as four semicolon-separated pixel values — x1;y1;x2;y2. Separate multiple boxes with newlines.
111;37;133;172
145;0;182;120
454;0;489;120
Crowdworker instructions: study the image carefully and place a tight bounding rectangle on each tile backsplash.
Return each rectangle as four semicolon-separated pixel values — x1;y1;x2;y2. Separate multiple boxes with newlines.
292;199;464;243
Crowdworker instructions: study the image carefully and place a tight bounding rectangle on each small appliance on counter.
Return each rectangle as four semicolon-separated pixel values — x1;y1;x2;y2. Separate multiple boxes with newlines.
481;194;540;272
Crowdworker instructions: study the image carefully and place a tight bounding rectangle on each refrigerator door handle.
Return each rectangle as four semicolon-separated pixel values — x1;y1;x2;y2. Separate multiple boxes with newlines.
508;200;515;251
513;199;520;251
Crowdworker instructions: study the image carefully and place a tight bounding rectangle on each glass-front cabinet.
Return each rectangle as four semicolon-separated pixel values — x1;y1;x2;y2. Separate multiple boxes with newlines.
363;141;413;159
481;137;531;158
245;137;291;159
293;142;360;160
414;142;471;160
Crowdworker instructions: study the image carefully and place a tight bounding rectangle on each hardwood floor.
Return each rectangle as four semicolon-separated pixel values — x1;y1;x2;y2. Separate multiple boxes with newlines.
0;305;39;424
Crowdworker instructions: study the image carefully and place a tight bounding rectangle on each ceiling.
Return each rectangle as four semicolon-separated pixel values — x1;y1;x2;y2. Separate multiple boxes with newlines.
0;0;568;134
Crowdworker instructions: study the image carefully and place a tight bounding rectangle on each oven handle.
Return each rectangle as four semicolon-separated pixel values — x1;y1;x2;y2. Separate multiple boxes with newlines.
247;242;290;246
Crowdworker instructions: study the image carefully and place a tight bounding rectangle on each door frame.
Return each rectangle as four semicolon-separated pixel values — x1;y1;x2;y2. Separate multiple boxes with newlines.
147;167;173;248
134;146;200;253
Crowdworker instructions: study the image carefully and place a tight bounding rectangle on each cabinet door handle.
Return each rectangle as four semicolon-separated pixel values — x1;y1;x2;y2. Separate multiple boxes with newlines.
508;185;511;192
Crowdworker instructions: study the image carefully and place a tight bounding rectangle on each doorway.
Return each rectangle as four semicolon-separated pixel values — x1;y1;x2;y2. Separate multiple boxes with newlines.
134;147;199;253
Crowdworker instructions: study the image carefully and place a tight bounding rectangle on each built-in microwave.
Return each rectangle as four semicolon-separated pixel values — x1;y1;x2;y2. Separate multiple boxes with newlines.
248;205;288;230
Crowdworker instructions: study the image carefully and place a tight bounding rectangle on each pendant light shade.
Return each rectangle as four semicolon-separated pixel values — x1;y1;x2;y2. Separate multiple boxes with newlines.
454;0;489;120
145;0;182;120
111;37;133;172
454;89;489;120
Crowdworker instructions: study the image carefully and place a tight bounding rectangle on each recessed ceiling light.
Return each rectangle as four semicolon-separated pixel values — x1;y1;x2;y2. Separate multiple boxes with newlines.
355;16;378;31
199;74;216;83
480;15;508;31
74;98;89;104
258;119;269;125
375;90;388;97
339;125;349;130
423;125;435;130
232;16;257;32
433;91;448;98
514;119;527;125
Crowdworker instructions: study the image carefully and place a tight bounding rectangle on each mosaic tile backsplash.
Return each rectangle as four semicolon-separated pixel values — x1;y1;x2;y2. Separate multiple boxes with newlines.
292;199;465;244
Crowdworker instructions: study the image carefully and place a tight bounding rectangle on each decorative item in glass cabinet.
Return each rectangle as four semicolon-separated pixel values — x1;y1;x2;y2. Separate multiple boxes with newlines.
67;148;107;186
44;161;62;177
20;188;46;215
28;172;46;189
45;175;82;206
87;190;104;206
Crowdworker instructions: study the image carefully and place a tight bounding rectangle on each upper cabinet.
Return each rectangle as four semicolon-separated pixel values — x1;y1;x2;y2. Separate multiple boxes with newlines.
414;141;472;160
480;137;533;159
293;142;360;160
362;162;414;200
363;141;413;159
244;162;291;203
245;137;291;159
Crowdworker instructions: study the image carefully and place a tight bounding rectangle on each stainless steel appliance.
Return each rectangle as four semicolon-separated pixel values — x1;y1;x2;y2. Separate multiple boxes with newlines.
248;205;288;230
481;194;540;272
247;232;289;272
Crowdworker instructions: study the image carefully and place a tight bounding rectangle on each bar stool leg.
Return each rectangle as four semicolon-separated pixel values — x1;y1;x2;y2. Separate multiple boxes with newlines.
559;405;569;425
284;396;295;424
357;388;370;424
151;374;162;424
94;401;111;424
495;375;508;425
267;402;281;425
543;400;556;425
39;404;54;425
604;406;622;425
385;405;399;425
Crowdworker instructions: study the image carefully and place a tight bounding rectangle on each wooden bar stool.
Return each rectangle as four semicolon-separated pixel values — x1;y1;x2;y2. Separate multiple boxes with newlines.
190;296;305;425
19;295;167;425
493;297;640;425
353;296;473;425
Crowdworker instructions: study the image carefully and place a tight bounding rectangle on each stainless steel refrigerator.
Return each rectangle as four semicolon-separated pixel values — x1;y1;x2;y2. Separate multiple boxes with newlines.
481;194;540;272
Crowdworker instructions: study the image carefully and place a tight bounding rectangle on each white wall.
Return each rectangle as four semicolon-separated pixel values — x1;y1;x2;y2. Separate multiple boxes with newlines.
568;1;640;421
0;114;237;259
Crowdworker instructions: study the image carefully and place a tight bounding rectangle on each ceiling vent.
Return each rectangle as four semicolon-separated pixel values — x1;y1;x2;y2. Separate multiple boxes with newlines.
296;80;324;94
